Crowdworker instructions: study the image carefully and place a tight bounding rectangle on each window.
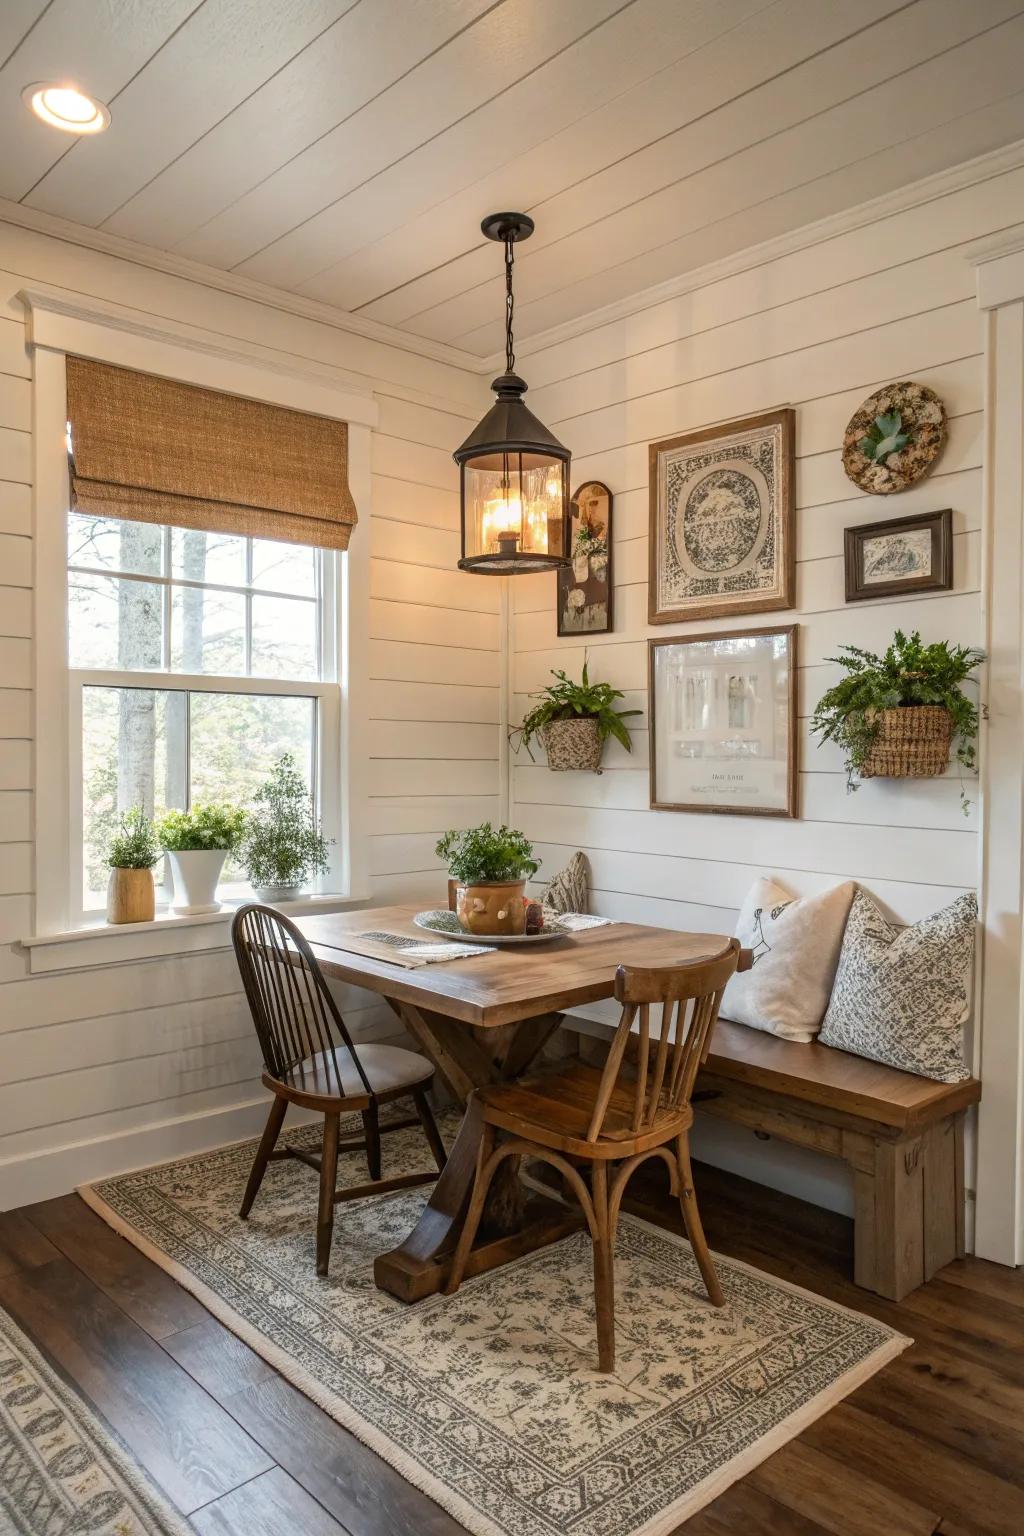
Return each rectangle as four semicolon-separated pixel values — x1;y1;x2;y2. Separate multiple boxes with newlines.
67;513;340;918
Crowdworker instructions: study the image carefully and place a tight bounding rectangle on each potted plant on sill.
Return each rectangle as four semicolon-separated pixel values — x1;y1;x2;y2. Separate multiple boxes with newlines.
157;803;247;914
242;753;331;904
106;807;160;924
511;656;641;773
435;822;539;936
810;629;984;811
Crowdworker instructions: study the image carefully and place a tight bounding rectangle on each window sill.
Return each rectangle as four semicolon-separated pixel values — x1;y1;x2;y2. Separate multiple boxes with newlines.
20;892;370;975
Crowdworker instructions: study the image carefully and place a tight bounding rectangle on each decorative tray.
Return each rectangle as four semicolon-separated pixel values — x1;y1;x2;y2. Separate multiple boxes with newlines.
413;909;569;946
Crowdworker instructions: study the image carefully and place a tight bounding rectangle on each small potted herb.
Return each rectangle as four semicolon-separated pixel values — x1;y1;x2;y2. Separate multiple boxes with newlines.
511;656;641;772
157;803;247;914
435;823;539;936
810;629;984;810
242;754;331;902
106;807;160;924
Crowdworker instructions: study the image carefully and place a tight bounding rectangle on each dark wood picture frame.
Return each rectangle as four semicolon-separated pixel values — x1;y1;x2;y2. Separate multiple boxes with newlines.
844;508;953;602
648;407;795;625
557;480;613;637
648;623;798;819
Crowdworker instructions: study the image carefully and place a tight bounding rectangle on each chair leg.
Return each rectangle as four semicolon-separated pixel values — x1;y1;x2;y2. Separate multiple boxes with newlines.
239;1094;287;1219
676;1133;724;1307
317;1113;341;1276
413;1083;448;1173
362;1103;382;1182
444;1123;498;1295
591;1161;616;1373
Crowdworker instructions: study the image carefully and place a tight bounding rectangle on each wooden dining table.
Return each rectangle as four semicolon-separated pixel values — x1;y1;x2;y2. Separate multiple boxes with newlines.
293;903;740;1303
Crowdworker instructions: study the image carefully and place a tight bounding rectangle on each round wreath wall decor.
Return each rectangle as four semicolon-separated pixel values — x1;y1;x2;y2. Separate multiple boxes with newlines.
841;380;947;496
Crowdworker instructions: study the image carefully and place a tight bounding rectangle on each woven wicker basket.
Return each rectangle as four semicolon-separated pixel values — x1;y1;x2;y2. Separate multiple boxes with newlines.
542;717;603;772
860;705;952;779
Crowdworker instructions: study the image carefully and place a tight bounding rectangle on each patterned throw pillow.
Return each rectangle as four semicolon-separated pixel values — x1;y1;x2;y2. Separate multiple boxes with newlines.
543;851;589;915
819;889;977;1083
722;877;855;1042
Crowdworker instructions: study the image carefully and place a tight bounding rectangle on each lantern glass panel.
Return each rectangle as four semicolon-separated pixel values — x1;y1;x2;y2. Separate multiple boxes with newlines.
463;450;566;563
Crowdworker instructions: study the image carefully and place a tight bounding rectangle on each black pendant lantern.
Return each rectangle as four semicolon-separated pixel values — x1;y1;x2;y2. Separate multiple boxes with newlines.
455;213;570;574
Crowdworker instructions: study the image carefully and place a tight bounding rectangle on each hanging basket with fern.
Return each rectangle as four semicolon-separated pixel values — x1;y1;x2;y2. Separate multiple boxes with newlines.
510;655;641;775
810;630;984;811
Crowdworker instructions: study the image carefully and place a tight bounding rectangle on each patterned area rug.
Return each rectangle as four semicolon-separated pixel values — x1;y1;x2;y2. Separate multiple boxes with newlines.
81;1116;909;1536
0;1304;190;1535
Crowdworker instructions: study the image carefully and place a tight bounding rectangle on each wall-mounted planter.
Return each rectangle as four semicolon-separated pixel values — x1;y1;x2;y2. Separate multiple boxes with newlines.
859;706;952;780
542;717;603;772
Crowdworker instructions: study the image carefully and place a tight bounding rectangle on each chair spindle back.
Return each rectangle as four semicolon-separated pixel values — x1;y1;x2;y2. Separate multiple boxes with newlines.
585;940;741;1141
232;904;372;1098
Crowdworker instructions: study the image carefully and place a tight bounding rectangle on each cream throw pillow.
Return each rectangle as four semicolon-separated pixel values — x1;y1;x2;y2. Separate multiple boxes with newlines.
722;877;856;1042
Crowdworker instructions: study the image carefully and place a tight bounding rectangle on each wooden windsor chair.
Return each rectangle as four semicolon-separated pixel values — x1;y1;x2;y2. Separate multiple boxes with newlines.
232;904;447;1275
445;940;742;1371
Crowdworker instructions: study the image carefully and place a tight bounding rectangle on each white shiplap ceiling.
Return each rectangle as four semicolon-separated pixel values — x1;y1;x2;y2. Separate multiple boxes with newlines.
2;0;1024;358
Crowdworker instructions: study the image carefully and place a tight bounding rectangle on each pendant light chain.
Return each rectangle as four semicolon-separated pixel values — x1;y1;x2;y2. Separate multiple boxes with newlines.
504;233;516;374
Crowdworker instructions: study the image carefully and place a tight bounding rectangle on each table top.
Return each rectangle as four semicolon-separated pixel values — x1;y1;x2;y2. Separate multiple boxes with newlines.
295;904;737;1028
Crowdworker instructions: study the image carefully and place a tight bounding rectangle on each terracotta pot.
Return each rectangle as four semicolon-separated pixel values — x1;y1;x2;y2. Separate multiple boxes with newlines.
455;878;528;936
106;867;156;924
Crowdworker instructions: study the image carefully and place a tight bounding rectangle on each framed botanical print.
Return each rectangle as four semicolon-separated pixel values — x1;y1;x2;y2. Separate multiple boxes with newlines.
557;481;613;636
649;625;798;818
844;509;952;602
648;408;795;624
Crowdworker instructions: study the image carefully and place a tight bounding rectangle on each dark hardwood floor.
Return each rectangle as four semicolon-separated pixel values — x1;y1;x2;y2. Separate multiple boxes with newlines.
2;1161;1022;1535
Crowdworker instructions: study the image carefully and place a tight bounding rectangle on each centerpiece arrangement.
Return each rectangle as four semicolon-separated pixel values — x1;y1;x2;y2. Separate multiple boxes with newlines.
106;807;160;924
435;822;539;936
511;656;640;772
157;803;248;914
810;629;984;810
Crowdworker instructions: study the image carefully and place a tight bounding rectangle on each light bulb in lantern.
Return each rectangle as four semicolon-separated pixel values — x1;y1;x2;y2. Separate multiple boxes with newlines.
481;488;523;554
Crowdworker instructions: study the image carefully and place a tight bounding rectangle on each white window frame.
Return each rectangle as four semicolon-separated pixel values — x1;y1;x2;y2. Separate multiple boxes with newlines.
19;284;377;972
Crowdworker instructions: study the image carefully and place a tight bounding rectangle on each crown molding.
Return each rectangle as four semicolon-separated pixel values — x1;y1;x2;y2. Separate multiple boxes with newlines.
0;195;485;376
480;137;1024;373
17;282;381;427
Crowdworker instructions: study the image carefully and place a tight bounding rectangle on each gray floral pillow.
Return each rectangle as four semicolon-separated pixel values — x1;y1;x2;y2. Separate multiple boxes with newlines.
543;851;589;915
819;889;976;1083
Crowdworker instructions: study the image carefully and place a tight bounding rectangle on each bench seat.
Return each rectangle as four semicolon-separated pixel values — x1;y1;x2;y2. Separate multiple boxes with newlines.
696;1019;982;1301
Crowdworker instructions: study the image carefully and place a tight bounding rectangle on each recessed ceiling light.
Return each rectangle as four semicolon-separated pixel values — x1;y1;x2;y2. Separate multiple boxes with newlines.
22;82;110;134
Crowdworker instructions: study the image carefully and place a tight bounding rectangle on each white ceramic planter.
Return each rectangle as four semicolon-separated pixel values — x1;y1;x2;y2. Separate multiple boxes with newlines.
166;849;228;914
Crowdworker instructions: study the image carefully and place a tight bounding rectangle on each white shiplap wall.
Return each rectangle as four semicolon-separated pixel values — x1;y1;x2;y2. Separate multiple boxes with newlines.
0;222;492;1206
508;167;1016;1211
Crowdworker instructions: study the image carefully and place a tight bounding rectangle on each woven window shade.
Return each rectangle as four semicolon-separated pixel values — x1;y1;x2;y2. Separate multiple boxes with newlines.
66;357;358;550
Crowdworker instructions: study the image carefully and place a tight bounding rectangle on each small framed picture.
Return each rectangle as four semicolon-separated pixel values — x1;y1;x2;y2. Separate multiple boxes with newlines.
648;408;795;625
557;481;613;636
649;625;798;818
844;509;952;602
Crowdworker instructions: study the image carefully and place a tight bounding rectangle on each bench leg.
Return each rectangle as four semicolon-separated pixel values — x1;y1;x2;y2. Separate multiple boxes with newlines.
847;1117;963;1303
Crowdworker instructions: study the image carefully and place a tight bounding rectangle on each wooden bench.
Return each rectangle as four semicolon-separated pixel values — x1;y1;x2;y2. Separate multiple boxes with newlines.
697;1020;982;1301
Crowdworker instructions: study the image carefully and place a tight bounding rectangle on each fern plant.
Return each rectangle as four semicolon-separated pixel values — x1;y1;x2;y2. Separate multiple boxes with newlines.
510;655;641;761
810;630;984;810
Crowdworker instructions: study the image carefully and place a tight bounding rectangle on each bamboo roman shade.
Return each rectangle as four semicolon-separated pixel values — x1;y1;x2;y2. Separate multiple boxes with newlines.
66;357;358;550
